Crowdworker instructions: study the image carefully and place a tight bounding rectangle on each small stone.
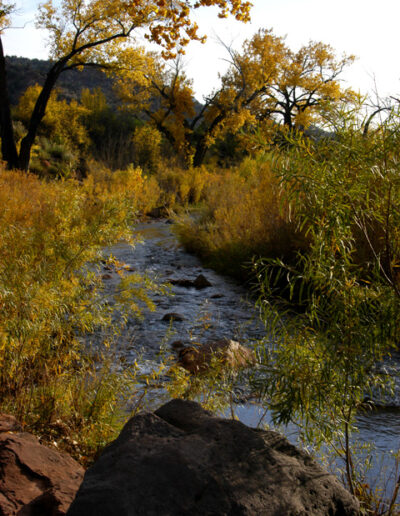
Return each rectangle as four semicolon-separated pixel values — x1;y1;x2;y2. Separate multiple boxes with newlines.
193;274;212;289
211;293;224;299
101;274;112;280
162;313;185;322
178;338;256;374
170;340;187;350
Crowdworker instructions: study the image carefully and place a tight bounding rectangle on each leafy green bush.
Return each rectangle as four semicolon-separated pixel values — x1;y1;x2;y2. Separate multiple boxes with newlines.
254;104;400;512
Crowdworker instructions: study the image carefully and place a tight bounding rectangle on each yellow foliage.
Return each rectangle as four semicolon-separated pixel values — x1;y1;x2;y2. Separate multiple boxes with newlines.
15;84;89;150
175;156;306;276
36;0;251;63
0;162;160;459
132;125;162;173
0;1;13;32
80;87;107;112
118;54;196;162
156;164;211;207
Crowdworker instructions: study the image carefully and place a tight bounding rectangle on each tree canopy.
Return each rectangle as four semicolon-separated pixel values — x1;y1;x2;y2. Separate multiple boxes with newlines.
119;28;355;166
0;0;252;170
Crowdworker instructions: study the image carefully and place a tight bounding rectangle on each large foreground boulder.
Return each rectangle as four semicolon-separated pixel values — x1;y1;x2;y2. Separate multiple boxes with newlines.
0;421;84;515
68;399;359;516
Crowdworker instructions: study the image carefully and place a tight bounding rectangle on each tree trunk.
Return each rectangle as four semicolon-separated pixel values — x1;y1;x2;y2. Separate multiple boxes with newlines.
283;109;292;128
192;137;208;168
18;67;60;171
0;36;19;169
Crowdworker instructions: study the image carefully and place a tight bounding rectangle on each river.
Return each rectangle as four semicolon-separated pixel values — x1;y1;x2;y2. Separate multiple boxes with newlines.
95;219;400;501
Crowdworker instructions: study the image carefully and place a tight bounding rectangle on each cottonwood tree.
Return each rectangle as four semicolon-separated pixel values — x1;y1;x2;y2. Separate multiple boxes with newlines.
0;0;251;171
119;32;286;166
121;29;354;166
117;54;203;165
244;30;356;130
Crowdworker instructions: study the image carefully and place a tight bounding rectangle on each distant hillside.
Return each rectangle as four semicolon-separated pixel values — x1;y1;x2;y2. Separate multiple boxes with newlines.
5;56;118;106
5;56;204;116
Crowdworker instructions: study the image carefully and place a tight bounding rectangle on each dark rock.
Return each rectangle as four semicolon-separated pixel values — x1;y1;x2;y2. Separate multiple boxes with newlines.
0;431;84;515
178;338;256;374
169;275;212;290
101;274;112;280
210;293;224;299
170;340;187;350
67;399;359;516
193;274;212;289
162;312;185;322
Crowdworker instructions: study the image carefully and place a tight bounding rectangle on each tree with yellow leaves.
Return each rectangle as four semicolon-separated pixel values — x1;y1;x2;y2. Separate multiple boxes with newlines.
0;0;252;171
203;30;355;151
118;38;284;167
15;84;90;151
247;32;356;130
119;29;354;166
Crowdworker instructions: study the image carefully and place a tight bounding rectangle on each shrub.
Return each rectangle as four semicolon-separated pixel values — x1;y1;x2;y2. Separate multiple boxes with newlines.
253;105;400;512
174;155;305;279
0;164;159;462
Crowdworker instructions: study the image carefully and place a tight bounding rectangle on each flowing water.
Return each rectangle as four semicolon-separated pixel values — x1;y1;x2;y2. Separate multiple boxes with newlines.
96;219;400;500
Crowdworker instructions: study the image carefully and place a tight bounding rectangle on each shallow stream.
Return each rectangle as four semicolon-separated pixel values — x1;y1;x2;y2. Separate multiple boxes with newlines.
96;219;400;499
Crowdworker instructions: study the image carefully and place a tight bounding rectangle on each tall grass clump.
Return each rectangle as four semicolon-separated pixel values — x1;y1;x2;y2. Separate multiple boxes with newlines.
0;164;159;463
174;155;306;279
155;164;211;208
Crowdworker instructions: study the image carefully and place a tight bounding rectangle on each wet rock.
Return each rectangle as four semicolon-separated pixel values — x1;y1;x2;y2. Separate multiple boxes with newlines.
67;399;359;516
162;312;185;322
0;430;84;515
177;338;256;374
193;274;212;289
211;293;224;299
0;414;22;433
168;274;212;290
170;340;188;350
101;273;112;280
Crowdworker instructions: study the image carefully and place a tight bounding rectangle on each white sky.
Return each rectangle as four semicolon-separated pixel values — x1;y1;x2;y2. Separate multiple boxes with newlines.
3;0;400;102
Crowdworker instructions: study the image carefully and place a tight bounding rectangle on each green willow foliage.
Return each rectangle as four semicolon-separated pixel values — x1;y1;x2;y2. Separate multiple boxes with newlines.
254;104;400;506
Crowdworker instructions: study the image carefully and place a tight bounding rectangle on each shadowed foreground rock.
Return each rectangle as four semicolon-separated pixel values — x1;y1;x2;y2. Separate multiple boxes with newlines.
0;423;84;515
68;399;359;516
